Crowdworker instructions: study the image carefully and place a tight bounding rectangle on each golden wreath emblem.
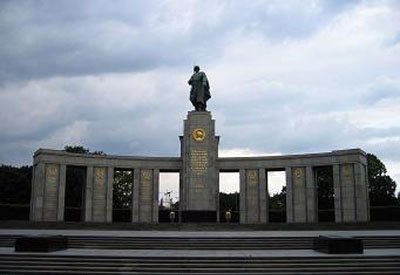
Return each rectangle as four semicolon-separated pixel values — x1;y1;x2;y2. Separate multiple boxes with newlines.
295;168;303;179
95;168;105;181
248;170;257;181
141;170;152;181
192;128;206;142
47;165;57;178
343;165;352;177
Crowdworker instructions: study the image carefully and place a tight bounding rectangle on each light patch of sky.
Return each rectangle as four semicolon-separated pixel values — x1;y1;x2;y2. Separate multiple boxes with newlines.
385;162;400;194
219;173;239;194
159;172;179;205
267;171;286;195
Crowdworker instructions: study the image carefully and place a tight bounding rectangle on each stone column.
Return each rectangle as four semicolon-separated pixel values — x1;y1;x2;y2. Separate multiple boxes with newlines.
56;164;66;221
265;170;270;223
216;170;220;223
246;169;259;223
132;168;140;223
152;169;160;224
292;167;307;223
239;169;246;224
333;164;343;222
42;164;60;221
179;169;184;223
92;167;108;222
333;163;369;223
285;167;294;223
342;164;356;222
239;169;267;224
259;168;267;223
139;169;154;223
31;163;68;222
84;166;94;222
306;166;317;223
105;167;114;223
354;163;369;222
30;163;45;221
285;166;316;223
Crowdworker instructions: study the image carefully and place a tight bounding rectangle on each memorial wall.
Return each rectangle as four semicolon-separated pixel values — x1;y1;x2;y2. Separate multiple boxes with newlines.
30;111;370;224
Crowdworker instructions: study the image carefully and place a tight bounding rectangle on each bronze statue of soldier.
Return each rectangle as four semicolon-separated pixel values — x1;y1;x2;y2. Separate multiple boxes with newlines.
188;65;211;111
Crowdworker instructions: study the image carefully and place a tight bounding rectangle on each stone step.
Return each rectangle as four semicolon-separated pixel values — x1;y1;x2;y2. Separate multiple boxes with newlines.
0;271;399;275
1;235;400;250
1;260;400;268
0;255;399;274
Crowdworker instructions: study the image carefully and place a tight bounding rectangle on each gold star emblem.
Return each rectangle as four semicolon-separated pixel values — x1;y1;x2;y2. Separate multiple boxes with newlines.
192;128;206;142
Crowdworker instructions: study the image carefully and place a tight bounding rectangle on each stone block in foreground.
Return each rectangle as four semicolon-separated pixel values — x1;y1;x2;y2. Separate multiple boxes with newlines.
313;235;363;254
15;235;68;252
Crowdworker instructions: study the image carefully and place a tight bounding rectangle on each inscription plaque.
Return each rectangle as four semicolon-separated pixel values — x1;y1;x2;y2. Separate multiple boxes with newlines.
190;150;208;175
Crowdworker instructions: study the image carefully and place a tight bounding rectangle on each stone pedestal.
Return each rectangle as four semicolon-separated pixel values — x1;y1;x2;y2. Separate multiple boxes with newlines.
180;111;219;222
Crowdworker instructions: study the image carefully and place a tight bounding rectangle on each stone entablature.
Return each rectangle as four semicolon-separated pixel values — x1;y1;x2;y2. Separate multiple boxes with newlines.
30;111;369;224
33;148;366;169
33;150;182;170
217;149;367;170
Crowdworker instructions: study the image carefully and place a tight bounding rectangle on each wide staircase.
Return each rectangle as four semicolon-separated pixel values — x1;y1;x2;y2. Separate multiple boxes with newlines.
0;233;399;274
0;254;399;274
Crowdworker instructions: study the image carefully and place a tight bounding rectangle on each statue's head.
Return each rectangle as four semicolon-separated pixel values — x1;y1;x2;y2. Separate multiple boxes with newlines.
193;65;200;72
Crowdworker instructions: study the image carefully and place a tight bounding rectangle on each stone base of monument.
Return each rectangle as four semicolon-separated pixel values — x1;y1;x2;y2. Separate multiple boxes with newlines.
313;235;363;254
15;235;68;252
181;211;217;223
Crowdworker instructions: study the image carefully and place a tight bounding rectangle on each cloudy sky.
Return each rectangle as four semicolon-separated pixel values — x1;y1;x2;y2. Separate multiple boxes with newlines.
1;0;399;196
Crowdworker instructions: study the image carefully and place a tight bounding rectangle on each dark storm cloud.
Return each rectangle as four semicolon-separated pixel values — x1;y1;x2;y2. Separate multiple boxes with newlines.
0;0;360;84
0;0;190;83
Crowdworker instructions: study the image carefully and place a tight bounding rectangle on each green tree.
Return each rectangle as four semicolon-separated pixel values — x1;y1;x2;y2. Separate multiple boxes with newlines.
0;165;32;204
367;153;398;206
64;145;89;154
316;166;334;210
269;186;286;210
219;192;240;212
64;166;85;208
64;145;106;155
113;170;133;209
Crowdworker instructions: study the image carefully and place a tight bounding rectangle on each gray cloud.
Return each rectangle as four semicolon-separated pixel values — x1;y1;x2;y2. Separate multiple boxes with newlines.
0;0;362;84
